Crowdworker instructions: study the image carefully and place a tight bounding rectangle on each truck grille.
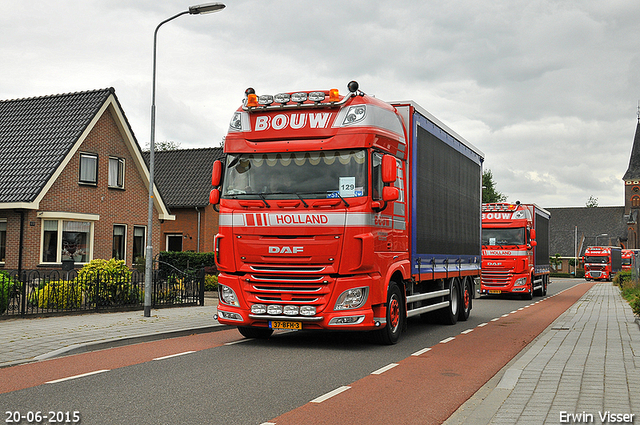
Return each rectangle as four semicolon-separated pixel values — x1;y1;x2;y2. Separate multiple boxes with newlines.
481;270;512;287
241;271;332;311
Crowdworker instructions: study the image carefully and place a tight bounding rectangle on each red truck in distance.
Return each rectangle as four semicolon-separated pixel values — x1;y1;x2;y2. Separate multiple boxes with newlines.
209;81;484;344
621;249;637;271
584;246;621;281
480;202;551;299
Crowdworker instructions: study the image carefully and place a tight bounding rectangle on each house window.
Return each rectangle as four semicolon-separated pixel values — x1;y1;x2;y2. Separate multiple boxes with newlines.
41;219;92;264
112;224;126;260
79;153;98;185
633;195;640;207
166;234;183;252
0;220;6;263
132;226;146;264
109;157;125;188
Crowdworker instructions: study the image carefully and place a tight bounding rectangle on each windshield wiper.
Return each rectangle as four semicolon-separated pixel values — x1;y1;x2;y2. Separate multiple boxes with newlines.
243;192;270;208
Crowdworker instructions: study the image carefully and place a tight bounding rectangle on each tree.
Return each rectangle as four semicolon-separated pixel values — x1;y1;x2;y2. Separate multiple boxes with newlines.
482;169;507;203
143;140;181;151
586;196;598;208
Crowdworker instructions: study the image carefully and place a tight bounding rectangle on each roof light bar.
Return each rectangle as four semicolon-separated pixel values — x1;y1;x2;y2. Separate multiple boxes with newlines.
291;92;308;103
308;92;325;102
274;93;290;104
258;95;274;105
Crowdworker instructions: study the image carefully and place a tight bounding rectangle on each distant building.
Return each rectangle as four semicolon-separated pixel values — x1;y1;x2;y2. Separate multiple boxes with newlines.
143;148;225;253
547;117;640;273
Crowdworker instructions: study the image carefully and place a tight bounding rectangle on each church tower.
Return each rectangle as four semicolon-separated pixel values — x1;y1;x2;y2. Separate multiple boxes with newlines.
622;114;640;248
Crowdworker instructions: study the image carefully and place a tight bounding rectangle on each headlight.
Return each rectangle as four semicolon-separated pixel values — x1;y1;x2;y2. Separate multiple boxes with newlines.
300;306;316;316
334;287;368;310
219;285;240;307
251;304;267;314
283;305;299;316
514;278;527;286
267;305;283;315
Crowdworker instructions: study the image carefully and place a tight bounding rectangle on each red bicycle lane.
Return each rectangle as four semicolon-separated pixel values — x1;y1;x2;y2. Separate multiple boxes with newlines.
268;281;596;425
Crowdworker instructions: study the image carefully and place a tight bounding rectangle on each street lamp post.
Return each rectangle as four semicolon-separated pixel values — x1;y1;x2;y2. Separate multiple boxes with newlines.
595;233;608;246
144;2;226;317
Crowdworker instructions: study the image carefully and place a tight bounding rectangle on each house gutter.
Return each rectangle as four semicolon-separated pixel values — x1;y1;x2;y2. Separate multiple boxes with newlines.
196;206;201;253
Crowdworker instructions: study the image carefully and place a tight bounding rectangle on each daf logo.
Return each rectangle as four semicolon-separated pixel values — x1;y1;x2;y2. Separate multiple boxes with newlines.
487;262;502;266
269;246;304;254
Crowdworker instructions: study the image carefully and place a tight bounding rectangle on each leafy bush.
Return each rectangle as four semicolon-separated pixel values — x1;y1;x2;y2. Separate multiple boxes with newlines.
614;270;633;288
157;251;216;274
617;271;640;316
78;259;137;306
205;274;218;291
0;271;18;314
36;280;82;309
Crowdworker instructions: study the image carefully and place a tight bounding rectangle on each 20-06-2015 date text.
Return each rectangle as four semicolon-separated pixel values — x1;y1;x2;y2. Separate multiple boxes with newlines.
5;411;80;424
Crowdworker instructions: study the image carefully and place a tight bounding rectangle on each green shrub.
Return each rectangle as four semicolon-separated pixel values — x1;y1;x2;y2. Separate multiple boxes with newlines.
36;280;82;309
614;270;632;288
205;274;218;291
0;271;16;314
157;251;216;274
78;259;136;306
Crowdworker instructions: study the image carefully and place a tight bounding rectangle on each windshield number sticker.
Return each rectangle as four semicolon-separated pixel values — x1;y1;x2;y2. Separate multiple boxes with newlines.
339;177;356;197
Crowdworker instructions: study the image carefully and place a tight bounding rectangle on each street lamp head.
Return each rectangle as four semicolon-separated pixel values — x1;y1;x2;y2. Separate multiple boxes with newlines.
189;2;225;14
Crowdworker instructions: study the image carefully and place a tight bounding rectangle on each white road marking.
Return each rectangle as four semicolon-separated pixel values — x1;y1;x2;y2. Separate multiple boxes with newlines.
46;369;110;384
310;386;351;403
371;363;399;375
153;351;196;361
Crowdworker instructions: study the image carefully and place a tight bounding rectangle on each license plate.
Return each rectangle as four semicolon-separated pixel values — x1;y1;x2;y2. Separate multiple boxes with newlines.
488;290;502;294
270;321;302;330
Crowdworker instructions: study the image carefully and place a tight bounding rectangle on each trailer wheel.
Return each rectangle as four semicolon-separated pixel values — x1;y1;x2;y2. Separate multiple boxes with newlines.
439;278;460;325
238;326;274;339
375;282;404;345
458;277;472;321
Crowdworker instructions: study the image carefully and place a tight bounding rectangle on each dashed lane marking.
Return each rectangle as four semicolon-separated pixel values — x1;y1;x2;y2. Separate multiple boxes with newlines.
46;369;110;384
371;363;399;375
310;386;351;403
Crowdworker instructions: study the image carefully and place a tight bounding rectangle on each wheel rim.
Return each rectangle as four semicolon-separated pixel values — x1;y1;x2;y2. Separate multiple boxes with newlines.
463;285;470;310
450;282;458;315
389;295;400;331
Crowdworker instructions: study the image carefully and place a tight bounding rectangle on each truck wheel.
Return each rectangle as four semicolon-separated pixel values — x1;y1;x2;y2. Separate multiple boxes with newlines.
238;326;274;339
458;277;472;321
439;278;459;325
375;282;404;345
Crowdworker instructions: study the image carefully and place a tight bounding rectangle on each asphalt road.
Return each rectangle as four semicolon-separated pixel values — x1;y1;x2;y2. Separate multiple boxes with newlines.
0;278;581;425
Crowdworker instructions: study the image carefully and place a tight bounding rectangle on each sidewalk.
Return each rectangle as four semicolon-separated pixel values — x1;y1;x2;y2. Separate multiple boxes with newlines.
445;282;640;425
0;294;221;368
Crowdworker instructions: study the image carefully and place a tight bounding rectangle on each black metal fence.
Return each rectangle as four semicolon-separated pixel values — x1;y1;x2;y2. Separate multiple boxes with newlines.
0;268;205;318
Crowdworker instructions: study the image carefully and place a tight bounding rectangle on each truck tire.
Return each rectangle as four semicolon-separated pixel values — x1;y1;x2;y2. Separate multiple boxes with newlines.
439;278;460;325
238;326;274;339
458;277;472;321
375;282;404;345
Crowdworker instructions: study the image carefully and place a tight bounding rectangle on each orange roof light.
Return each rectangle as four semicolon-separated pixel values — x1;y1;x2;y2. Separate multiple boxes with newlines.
329;88;340;102
246;93;258;108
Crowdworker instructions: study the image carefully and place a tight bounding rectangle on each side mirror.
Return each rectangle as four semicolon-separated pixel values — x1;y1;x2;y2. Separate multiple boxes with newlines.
212;160;223;187
382;155;397;183
209;188;220;205
382;186;399;202
529;228;536;240
530;240;537;248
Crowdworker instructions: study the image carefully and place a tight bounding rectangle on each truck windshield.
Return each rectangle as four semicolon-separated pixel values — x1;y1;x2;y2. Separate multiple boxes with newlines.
221;149;367;199
482;228;525;246
584;256;608;264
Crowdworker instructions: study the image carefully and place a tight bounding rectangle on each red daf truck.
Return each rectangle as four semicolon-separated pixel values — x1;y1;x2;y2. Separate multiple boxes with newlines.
209;81;484;344
622;249;634;271
584;246;621;281
480;202;551;299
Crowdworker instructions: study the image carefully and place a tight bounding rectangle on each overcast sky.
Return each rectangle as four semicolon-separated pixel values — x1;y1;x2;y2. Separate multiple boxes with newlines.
2;0;640;208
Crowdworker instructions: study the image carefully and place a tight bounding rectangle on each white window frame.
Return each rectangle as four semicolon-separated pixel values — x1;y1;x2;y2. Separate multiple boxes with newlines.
166;234;183;252
79;153;98;185
132;225;146;264
108;156;125;189
38;213;97;265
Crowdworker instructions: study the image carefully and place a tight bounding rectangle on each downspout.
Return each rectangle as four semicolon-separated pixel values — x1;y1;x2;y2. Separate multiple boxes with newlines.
196;206;201;253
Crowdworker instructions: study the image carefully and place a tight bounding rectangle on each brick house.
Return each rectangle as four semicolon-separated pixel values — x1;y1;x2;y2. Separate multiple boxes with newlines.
143;148;224;253
0;88;173;271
